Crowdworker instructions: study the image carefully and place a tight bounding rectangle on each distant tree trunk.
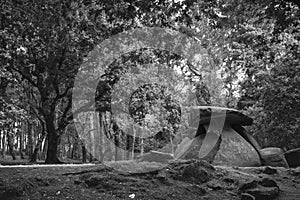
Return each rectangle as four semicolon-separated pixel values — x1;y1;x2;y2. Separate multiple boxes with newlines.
82;144;87;163
114;133;119;161
30;133;47;163
71;144;74;159
27;122;33;158
0;131;5;158
7;131;16;160
126;135;131;160
19;130;25;159
71;141;78;160
102;114;112;161
68;136;72;159
88;134;94;162
89;152;94;162
23;123;27;155
99;113;104;163
170;132;174;154
41;136;48;160
140;138;144;156
88;127;94;162
131;125;136;160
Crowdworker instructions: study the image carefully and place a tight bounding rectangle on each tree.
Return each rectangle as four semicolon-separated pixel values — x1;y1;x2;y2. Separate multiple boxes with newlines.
0;66;29;159
1;0;101;163
235;0;300;149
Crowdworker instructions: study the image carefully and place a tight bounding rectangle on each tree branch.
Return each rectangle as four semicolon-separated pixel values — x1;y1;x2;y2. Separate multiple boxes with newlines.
10;66;38;88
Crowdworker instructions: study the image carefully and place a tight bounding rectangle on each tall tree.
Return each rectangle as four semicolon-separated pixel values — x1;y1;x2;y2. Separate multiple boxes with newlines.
1;0;100;163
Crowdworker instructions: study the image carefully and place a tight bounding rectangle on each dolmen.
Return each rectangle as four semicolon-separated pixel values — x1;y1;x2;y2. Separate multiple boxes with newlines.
138;106;298;168
176;106;262;167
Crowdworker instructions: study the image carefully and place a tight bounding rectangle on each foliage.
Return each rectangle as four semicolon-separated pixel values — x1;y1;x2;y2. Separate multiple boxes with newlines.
0;69;28;127
1;0;300;163
236;1;300;149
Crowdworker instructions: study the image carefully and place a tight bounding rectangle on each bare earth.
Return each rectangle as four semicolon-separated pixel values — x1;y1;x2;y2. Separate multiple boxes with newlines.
0;160;299;200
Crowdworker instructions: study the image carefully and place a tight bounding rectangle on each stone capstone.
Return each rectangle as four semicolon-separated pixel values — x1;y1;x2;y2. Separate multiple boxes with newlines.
196;106;253;126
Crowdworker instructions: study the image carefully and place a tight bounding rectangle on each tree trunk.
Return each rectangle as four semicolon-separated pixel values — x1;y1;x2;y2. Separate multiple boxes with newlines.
114;133;119;161
71;141;77;160
7;131;16;160
99;113;104;163
140;138;144;156
131;126;136;160
68;136;72;159
19;130;25;159
0;130;5;158
41;136;48;160
30;133;47;163
82;144;87;163
170;132;174;154
89;152;94;162
27;122;33;158
45;114;60;163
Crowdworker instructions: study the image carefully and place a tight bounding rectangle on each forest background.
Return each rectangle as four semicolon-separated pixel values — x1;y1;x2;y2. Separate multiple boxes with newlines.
0;0;299;164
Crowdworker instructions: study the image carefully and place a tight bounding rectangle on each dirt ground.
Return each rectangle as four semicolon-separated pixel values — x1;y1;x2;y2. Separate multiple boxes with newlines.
0;160;299;200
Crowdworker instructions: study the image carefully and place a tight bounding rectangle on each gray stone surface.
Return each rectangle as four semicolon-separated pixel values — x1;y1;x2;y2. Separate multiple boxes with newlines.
177;134;205;160
260;147;289;168
177;132;222;164
212;126;261;167
174;137;192;159
284;148;300;168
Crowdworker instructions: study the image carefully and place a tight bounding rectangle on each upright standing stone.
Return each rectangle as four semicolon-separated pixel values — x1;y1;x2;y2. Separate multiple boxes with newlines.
212;125;261;167
260;147;289;168
174;137;192;159
284;148;300;168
